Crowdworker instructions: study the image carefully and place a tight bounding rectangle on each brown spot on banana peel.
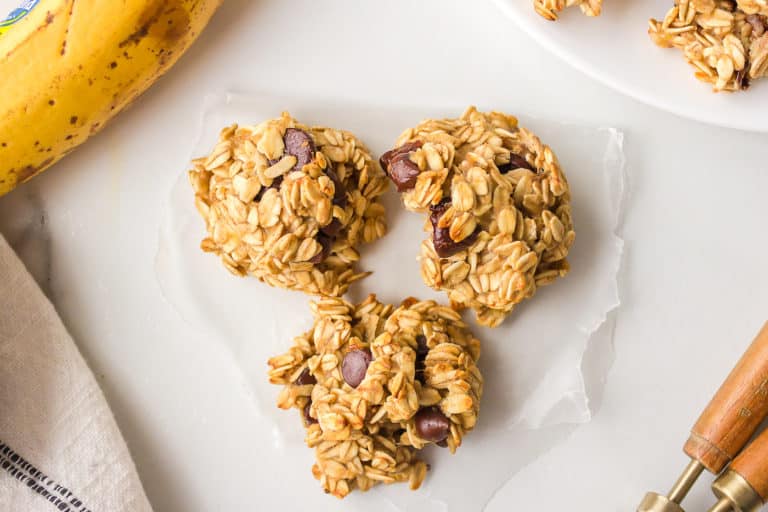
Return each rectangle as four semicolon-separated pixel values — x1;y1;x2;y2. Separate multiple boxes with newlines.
60;0;76;56
119;1;165;48
162;5;190;42
16;146;76;186
18;158;54;182
120;1;190;48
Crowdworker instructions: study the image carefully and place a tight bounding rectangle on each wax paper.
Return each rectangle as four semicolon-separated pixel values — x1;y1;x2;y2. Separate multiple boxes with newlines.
156;92;625;510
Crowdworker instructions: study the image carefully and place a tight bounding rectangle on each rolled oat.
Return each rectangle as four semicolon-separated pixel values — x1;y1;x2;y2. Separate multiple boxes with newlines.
267;295;483;498
534;0;602;20
188;113;389;296
649;0;768;91
380;107;575;327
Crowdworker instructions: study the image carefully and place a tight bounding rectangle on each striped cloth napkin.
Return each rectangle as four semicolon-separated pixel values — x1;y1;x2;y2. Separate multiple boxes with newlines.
0;234;152;512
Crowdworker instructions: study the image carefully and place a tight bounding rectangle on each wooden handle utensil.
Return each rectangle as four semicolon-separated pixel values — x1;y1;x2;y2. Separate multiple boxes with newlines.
686;322;768;473
638;322;768;512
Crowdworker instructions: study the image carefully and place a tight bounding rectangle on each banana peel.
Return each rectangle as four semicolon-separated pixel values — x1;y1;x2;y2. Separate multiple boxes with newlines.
0;0;222;196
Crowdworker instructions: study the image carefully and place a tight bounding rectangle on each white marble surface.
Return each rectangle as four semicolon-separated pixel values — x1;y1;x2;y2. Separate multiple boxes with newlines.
0;0;767;511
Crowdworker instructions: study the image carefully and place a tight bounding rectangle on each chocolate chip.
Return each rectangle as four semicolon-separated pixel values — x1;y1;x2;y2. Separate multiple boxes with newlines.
498;153;535;174
284;128;315;172
254;175;283;202
747;14;766;37
379;150;394;171
433;226;480;258
736;68;751;90
341;348;372;388
414;407;450;443
379;141;422;170
303;401;318;425
429;199;450;226
309;232;334;264
325;167;347;208
415;335;428;384
294;368;316;386
320;218;343;238
429;199;480;258
380;141;423;192
415;335;429;357
415;361;426;384
304;167;347;264
387;153;421;192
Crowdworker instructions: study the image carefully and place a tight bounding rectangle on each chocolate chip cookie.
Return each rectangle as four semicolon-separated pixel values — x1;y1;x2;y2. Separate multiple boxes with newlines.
188;113;389;296
740;0;768;15
267;295;483;498
650;1;768;92
534;0;602;20
380;107;575;327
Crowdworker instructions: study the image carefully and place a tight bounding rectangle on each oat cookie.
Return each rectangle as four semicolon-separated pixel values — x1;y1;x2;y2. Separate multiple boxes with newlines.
188;113;389;296
534;0;602;20
739;0;768;15
380;107;575;328
267;295;483;498
650;0;768;92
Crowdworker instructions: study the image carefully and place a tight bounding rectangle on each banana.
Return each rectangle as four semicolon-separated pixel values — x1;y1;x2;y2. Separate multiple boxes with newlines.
0;0;222;196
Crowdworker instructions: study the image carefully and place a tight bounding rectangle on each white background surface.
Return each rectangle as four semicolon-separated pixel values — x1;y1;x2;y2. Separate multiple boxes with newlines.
0;0;767;511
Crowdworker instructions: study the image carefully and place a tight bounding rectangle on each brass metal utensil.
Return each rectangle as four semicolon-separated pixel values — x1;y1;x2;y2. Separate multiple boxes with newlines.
638;322;768;512
705;424;768;512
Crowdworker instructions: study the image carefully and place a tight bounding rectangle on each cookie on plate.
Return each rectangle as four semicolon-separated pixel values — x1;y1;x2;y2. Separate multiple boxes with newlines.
649;1;768;92
380;107;575;327
534;0;602;20
267;295;483;498
739;0;768;14
188;113;389;296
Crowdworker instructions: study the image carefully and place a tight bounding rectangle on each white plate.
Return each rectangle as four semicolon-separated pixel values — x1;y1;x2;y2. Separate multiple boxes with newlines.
492;0;768;132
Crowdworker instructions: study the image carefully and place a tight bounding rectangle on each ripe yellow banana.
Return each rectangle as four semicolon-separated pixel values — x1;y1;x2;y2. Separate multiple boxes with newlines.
0;0;222;196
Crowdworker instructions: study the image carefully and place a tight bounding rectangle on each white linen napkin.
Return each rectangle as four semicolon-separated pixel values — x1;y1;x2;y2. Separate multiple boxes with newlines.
0;234;152;512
